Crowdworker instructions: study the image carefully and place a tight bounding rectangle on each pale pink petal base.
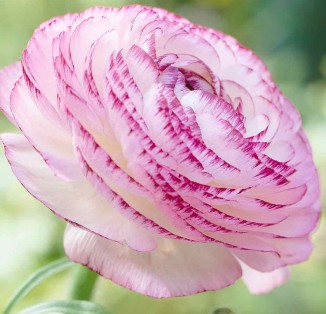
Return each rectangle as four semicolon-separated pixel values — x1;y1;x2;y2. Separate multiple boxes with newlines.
240;261;289;294
0;4;320;298
64;225;242;298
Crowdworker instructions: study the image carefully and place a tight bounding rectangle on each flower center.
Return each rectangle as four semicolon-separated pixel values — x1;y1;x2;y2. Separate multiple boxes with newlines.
157;53;219;98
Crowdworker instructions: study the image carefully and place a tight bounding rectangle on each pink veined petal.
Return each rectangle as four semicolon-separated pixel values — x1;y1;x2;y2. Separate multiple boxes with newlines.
1;133;158;252
10;77;82;181
72;121;263;248
220;65;274;104
103;53;182;173
64;224;242;298
242;184;308;206
143;84;242;183
181;91;287;187
198;28;275;89
264;141;295;163
240;261;289;294
234;46;275;87
0;62;21;125
252;201;321;237
287;170;320;210
252;96;281;142
69;16;113;82
22;17;71;105
113;6;162;52
156;29;221;77
84;29;120;103
71;121;206;242
232;249;286;272
125;45;160;96
142;85;213;182
71;73;272;248
54;51;106;135
272;96;301;143
70;6;115;29
261;236;313;266
233;235;312;273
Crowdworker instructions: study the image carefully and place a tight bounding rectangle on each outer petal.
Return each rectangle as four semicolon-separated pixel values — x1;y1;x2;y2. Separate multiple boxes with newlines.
22;15;74;104
0;62;21;125
233;235;312;272
1;133;157;252
10;77;82;181
64;225;242;298
240;261;289;294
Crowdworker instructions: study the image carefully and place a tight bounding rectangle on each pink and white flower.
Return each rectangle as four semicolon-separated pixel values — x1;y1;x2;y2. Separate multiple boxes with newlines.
0;5;320;297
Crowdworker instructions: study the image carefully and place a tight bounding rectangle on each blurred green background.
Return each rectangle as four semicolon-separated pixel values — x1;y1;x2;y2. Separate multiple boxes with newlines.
0;0;325;313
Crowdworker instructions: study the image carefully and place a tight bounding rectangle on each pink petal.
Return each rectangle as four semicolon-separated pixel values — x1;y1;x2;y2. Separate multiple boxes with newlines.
72;121;252;246
1;133;157;252
72;124;198;242
22;17;71;105
69;16;112;82
64;225;242;298
233;236;313;272
156;30;221;79
0;62;21;125
125;45;160;95
261;236;313;266
10;77;82;181
233;250;285;272
240;261;289;294
84;29;120;103
254;201;320;237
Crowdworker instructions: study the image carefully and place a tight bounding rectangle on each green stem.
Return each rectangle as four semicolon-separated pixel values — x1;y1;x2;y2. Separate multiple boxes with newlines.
69;265;98;301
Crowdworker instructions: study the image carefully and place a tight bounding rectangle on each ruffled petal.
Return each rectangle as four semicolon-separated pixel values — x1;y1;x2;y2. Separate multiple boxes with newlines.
64;225;242;298
1;133;157;252
0;62;21;125
10;77;82;181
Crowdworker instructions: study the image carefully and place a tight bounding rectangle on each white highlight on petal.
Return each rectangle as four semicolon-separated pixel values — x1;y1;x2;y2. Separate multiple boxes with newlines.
240;261;289;294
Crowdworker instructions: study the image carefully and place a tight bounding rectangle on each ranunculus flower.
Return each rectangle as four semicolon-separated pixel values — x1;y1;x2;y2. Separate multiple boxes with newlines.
0;5;320;298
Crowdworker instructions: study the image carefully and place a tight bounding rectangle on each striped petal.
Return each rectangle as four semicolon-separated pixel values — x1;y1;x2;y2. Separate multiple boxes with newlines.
1;133;157;252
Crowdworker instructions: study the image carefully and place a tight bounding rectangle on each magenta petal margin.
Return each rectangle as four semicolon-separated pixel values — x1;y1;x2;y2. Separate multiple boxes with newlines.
0;5;320;298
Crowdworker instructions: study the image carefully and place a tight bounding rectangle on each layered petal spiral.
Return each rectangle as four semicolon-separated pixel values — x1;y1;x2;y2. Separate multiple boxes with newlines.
0;5;320;297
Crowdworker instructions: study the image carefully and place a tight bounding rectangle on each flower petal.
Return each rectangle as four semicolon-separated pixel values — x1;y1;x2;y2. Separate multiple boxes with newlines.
240;261;289;294
10;77;82;181
64;225;242;298
1;133;157;252
0;62;21;125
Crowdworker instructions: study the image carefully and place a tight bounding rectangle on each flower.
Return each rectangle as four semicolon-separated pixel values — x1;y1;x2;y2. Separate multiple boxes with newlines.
0;5;320;298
